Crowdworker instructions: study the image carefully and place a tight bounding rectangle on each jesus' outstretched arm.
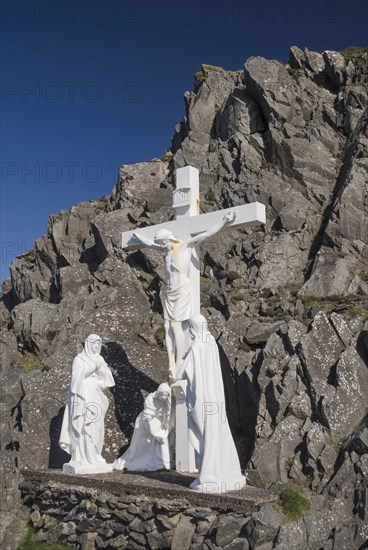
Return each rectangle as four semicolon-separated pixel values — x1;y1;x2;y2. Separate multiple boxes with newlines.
131;232;164;251
186;211;236;247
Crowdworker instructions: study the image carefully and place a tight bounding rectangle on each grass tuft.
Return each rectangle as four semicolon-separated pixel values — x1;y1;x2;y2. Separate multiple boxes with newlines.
200;293;212;308
200;276;211;287
153;325;165;347
20;354;43;372
230;291;248;304
227;271;241;282
340;46;368;61
18;527;74;550
279;486;311;523
358;271;368;282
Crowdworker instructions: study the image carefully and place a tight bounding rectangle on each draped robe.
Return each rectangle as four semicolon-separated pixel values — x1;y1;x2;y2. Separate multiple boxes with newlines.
59;336;115;472
178;317;246;493
114;385;172;472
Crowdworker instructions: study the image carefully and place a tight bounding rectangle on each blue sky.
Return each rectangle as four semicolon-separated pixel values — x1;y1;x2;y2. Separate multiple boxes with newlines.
1;0;367;283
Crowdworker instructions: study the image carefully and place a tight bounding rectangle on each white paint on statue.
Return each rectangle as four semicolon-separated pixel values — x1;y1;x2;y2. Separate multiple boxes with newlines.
123;167;265;380
59;334;115;474
114;383;173;471
130;210;236;380
177;315;246;493
170;379;197;473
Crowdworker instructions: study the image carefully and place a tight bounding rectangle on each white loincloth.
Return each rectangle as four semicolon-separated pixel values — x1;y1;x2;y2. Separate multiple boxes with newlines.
163;278;192;322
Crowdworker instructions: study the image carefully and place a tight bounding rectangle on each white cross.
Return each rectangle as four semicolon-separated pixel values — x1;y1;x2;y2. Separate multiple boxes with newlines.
122;165;266;472
122;166;265;312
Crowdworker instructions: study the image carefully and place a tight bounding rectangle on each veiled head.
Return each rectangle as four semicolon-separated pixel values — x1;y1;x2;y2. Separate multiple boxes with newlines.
85;334;102;356
156;382;171;401
189;314;208;338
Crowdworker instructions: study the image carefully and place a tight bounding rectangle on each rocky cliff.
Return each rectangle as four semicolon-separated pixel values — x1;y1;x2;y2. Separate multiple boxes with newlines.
1;46;367;549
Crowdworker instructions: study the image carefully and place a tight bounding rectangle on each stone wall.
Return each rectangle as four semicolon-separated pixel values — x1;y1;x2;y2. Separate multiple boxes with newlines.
16;465;368;549
20;478;261;550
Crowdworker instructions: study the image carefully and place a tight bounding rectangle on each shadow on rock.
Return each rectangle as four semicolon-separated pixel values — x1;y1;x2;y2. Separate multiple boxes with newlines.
48;407;70;468
235;355;262;468
218;342;261;468
102;341;158;449
356;330;368;367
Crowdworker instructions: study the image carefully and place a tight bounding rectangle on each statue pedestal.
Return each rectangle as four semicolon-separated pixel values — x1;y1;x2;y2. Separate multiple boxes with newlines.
171;379;197;474
63;461;114;475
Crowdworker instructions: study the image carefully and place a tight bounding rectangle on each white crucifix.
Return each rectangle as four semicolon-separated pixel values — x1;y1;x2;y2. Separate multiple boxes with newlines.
122;165;266;472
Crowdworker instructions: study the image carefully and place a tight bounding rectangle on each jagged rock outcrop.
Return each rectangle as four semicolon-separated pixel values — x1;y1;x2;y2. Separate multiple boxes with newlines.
1;46;367;549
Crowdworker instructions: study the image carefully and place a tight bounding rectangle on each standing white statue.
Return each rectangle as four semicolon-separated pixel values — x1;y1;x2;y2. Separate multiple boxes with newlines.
59;334;115;474
131;212;236;380
114;383;173;471
177;315;246;493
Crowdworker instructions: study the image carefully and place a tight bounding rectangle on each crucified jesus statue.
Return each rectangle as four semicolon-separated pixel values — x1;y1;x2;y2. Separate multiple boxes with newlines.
131;211;236;380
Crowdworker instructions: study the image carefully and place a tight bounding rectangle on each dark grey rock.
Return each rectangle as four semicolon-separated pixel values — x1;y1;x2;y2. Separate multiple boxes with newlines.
113;509;134;523
98;524;114;537
77;518;96;533
332;524;359;550
0;516;28;550
30;509;42;528
80;531;98;550
304;49;325;79
127;530;147;548
244;504;282;548
213;516;246;547
111;520;127;533
322;341;367;440
245;321;284;345
216;88;265;141
196;515;216;535
329;313;353;347
304;423;338;490
32;529;49;543
128;517;155;533
145;530;171;549
343;86;368;134
156;513;181;530
245;471;265;489
251;416;304;484
96;534;113;549
171;515;196;550
351;424;368;455
273;520;307;550
298;311;344;417
323;50;346;87
289;46;305;69
43;515;58;530
186;507;214;519
285;321;307;353
224;538;250;550
303;508;336;549
127;503;141;515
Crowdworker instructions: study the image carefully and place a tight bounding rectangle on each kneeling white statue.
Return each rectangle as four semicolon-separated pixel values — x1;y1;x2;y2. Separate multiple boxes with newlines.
59;334;115;474
177;315;246;493
114;383;173;471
